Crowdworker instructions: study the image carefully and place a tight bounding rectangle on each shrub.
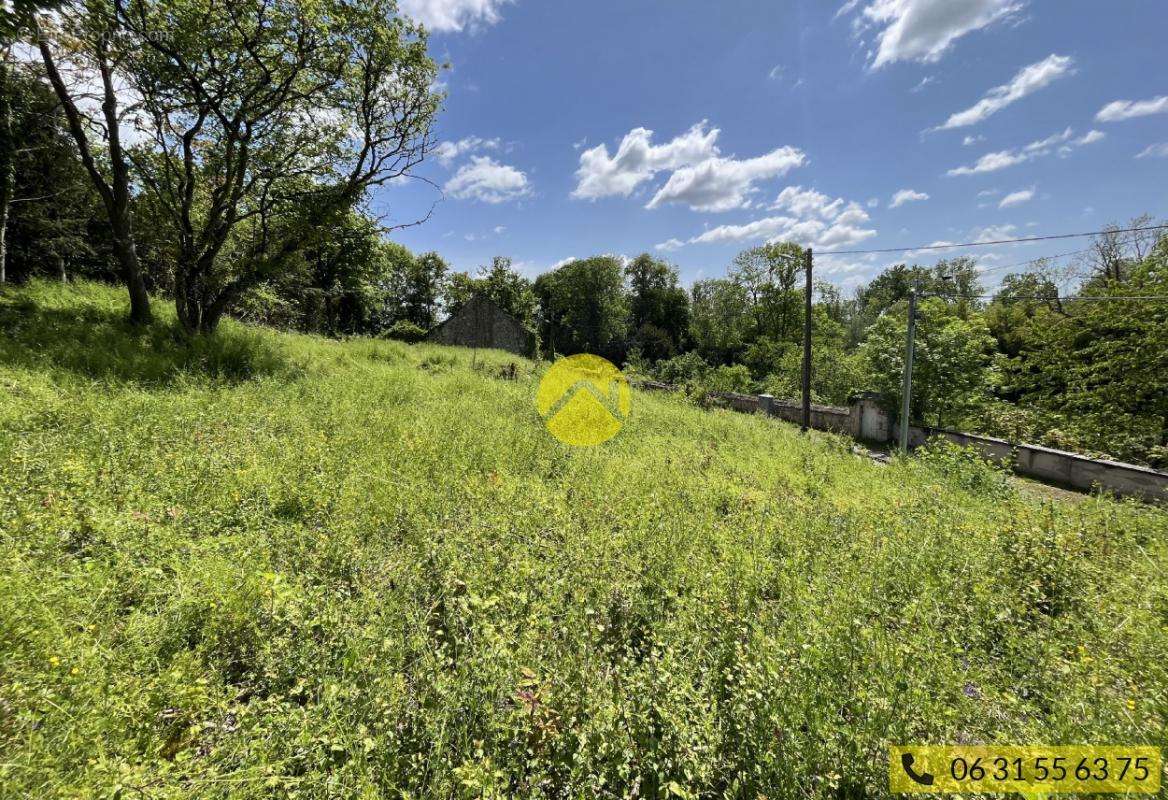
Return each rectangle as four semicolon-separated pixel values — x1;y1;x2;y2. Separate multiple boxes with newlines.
915;438;1014;499
704;363;755;394
384;319;427;343
651;351;709;386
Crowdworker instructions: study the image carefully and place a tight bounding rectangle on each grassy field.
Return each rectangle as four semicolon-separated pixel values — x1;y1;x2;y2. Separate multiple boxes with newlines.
1;281;1166;799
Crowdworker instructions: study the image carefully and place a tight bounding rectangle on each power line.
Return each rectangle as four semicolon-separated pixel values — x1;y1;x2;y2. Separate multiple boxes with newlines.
975;247;1089;275
817;223;1168;257
921;293;1168;302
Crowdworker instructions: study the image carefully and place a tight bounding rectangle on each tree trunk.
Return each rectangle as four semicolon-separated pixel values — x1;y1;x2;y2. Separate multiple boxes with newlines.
36;30;151;323
0;50;13;285
112;217;151;324
57;255;67;283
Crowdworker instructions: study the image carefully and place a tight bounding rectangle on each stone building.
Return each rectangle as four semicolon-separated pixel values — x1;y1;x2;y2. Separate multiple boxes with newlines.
427;295;536;357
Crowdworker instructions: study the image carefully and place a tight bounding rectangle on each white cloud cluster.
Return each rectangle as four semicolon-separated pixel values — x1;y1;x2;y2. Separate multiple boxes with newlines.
962;134;985;146
936;54;1073;130
656;186;876;251
433;136;500;166
572;121;720;200
444;156;530;203
846;0;1024;69
398;0;510;32
646;147;807;212
971;223;1018;243
573;121;806;212
1095;95;1168;122
947;127;1104;175
889;188;929;208
998;187;1035;208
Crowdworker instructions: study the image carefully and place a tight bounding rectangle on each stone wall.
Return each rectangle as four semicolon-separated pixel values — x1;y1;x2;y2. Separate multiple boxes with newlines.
428;296;535;357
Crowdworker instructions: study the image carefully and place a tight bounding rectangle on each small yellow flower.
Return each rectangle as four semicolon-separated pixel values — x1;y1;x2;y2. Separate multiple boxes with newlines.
1127;699;1136;711
49;656;60;667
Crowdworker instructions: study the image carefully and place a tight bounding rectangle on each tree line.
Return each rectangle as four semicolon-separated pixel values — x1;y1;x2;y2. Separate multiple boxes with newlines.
2;1;1165;468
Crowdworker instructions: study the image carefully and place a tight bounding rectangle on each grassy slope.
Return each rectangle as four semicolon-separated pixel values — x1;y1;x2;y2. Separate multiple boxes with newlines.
1;281;1165;799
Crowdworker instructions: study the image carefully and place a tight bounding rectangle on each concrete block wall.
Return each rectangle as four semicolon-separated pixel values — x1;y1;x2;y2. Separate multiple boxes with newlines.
892;423;1168;502
634;377;1167;503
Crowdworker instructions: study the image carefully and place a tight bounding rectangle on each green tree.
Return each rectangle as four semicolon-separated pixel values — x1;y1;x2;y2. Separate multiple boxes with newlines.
394;251;449;330
534;255;628;359
861;298;995;427
446;256;538;328
1006;237;1168;466
730;242;804;342
298;213;387;336
0;61;105;284
984;267;1064;361
33;6;153;321
625;253;690;361
35;0;442;333
760;309;864;405
690;278;752;365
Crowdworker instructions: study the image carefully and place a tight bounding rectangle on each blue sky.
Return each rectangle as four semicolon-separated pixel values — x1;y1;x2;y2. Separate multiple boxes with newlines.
379;0;1167;289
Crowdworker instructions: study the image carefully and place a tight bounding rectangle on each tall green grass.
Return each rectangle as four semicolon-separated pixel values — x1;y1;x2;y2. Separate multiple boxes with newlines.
1;281;1165;799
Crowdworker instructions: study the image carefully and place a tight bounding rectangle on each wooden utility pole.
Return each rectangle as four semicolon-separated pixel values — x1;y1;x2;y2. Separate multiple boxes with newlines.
801;247;813;432
899;289;917;453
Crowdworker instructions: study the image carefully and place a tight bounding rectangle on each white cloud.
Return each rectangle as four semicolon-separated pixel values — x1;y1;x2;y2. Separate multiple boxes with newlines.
890;188;929;208
977;188;998;197
768;65;784;80
666;185;875;250
937;54;1073;129
998;187;1035;208
433;136;500;167
1136;142;1168;159
834;204;873;227
572;121;720;200
655;238;686;252
444;156;530;203
904;240;956;258
849;0;1024;69
867;197;880;208
574;122;808;212
1022;126;1073;153
771;186;844;218
689;216;803;245
818;221;880;249
946;126;1103;175
947;149;1028;176
646;146;807;212
1095;95;1168;122
398;0;511;32
962;134;985;146
550;257;577;269
972;223;1017;243
1056;129;1104;156
493;225;506;234
910;76;936;93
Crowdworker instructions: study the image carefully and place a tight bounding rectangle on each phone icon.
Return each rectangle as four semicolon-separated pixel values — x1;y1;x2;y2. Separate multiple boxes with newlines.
901;753;935;786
